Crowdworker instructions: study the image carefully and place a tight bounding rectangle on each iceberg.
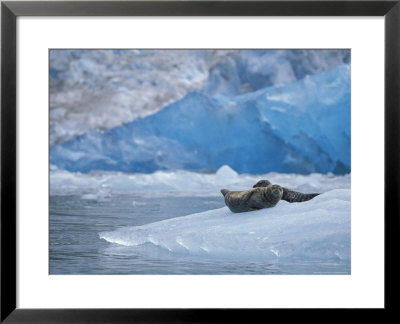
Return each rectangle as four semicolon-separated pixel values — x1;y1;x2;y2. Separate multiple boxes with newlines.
99;188;350;262
50;64;350;175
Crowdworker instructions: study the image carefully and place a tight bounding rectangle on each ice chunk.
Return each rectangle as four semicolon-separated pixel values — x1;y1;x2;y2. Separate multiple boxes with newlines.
215;165;238;181
99;189;350;262
50;165;350;196
81;184;112;201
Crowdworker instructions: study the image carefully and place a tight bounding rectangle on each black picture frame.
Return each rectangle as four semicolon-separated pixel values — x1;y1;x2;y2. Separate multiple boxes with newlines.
1;0;399;322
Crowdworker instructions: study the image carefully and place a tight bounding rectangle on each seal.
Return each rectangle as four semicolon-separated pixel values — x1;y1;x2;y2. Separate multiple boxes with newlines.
252;180;320;203
220;185;283;213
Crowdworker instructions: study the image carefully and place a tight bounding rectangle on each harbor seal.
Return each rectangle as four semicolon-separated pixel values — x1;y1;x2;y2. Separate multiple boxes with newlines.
252;180;320;203
220;185;283;213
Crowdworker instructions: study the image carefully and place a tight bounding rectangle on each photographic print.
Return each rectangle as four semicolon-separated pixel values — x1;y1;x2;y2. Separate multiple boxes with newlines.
49;49;351;275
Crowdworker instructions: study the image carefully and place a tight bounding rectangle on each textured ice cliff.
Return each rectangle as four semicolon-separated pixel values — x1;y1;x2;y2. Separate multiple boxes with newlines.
50;64;350;175
50;49;350;144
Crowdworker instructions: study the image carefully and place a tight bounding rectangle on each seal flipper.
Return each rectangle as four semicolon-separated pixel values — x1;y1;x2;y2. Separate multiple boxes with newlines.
221;189;229;197
281;188;320;203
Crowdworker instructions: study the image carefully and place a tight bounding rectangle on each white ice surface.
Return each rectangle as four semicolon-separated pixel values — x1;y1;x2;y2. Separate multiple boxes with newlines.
51;164;350;262
99;188;350;262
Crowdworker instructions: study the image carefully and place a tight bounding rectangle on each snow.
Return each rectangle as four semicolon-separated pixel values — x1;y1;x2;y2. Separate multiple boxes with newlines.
99;188;350;262
50;64;350;175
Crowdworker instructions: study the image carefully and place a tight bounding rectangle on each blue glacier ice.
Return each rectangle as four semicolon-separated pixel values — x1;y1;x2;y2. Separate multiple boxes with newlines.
50;49;350;143
50;64;350;175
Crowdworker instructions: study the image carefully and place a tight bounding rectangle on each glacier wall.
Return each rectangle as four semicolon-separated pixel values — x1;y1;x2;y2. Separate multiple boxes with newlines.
50;64;350;175
50;49;350;144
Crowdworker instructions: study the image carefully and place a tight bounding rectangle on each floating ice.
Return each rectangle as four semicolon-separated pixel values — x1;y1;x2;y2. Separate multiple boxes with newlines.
50;164;350;197
216;164;238;178
99;189;350;262
81;184;112;201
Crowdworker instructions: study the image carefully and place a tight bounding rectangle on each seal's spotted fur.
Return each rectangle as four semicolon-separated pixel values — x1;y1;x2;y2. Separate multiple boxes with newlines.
220;185;283;213
252;180;320;203
220;180;320;213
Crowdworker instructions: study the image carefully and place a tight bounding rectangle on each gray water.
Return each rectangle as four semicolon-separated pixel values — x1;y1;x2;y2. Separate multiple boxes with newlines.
49;193;350;275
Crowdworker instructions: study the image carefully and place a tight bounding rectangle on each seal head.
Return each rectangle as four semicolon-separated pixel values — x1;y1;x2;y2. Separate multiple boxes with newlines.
264;184;284;204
